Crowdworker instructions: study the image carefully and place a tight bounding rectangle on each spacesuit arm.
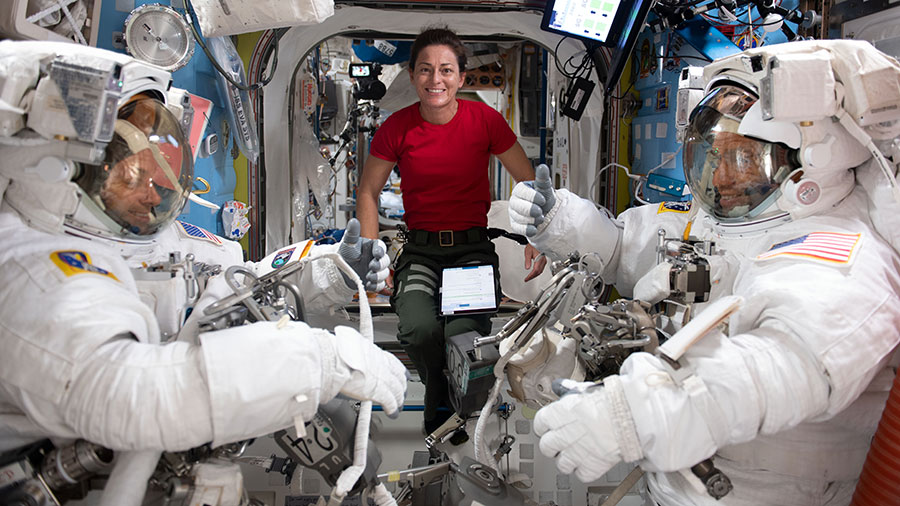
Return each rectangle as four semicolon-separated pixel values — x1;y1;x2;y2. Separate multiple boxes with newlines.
617;322;829;472
527;188;624;279
620;280;897;473
536;317;836;481
16;316;402;452
2;261;395;450
27;321;345;451
538;235;900;479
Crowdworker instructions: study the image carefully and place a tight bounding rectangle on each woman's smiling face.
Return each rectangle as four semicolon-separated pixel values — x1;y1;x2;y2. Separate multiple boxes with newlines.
410;44;465;113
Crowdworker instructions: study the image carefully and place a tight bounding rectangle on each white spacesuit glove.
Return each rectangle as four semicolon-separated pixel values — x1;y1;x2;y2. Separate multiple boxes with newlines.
338;218;390;291
509;164;557;236
331;326;409;417
533;376;643;483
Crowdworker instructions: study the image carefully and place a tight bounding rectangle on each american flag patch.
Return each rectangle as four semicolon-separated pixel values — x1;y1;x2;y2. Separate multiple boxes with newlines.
756;232;861;265
176;220;222;245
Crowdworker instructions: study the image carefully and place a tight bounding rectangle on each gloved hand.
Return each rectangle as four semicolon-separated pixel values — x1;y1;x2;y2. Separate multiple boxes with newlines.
338;218;390;291
509;164;557;237
331;325;409;417
534;377;642;482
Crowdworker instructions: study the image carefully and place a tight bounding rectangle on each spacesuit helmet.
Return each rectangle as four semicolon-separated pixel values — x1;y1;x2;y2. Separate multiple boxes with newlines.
682;40;900;230
71;95;192;238
683;83;799;223
0;40;192;242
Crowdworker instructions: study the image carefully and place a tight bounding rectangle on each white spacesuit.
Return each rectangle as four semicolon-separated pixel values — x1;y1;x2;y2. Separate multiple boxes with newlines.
0;41;405;504
509;40;900;505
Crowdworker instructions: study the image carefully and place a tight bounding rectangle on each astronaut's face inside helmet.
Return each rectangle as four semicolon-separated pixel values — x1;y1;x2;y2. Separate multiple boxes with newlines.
100;148;167;234
76;97;192;237
707;132;775;215
684;85;795;222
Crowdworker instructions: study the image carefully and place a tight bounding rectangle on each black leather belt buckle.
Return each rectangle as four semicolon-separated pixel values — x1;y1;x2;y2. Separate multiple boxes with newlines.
439;230;454;247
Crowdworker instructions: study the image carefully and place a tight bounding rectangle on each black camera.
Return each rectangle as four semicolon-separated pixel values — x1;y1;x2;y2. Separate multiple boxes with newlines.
349;62;386;100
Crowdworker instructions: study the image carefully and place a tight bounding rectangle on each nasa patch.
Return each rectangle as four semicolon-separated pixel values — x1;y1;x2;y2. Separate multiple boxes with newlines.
50;251;119;281
657;201;692;214
271;241;314;269
271;247;296;268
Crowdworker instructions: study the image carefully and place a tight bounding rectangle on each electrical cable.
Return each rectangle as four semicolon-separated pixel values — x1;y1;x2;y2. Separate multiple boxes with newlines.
633;178;652;205
645;144;684;179
553;36;594;79
606;79;637;100
593;144;685;207
552;37;571;76
656;0;707;7
182;0;281;91
554;36;603;119
658;54;714;62
711;14;787;27
659;32;713;63
590;162;644;201
696;0;793;28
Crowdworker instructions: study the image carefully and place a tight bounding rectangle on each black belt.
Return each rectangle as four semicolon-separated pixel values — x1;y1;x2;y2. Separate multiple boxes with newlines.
409;228;489;247
408;227;527;247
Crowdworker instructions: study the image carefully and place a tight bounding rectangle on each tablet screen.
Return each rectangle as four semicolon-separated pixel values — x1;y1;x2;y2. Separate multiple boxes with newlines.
440;264;497;316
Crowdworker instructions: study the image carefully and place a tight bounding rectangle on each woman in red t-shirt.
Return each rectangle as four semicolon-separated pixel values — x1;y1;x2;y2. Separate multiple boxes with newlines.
357;26;545;437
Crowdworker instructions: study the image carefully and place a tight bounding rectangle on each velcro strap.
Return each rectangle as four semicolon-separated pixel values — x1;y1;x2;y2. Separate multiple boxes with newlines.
604;375;644;463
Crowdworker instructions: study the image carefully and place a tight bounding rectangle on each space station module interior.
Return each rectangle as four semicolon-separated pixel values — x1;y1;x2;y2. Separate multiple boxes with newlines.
2;1;900;506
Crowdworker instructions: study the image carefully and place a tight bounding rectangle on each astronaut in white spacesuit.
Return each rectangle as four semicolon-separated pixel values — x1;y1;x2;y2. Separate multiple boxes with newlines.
0;41;406;503
510;40;900;505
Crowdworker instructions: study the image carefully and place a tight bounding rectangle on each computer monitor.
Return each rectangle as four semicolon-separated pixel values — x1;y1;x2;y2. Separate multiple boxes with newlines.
602;0;655;95
540;0;656;95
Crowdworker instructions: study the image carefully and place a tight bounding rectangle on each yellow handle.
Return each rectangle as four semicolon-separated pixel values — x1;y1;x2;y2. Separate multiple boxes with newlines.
192;177;211;195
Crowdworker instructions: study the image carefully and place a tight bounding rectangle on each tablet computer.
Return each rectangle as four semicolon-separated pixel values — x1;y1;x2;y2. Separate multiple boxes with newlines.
439;264;498;316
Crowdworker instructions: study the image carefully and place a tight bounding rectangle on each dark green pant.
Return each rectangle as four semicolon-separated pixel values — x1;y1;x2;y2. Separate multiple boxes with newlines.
390;237;500;422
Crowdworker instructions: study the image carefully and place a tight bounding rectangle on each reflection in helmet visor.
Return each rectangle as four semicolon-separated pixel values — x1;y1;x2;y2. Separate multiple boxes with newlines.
76;98;193;237
684;85;794;222
113;119;184;193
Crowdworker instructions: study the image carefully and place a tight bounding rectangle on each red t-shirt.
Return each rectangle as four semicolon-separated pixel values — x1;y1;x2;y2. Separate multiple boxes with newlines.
369;99;517;231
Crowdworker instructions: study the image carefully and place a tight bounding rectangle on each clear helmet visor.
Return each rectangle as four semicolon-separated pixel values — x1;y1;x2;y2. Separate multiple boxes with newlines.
75;97;193;237
683;85;796;222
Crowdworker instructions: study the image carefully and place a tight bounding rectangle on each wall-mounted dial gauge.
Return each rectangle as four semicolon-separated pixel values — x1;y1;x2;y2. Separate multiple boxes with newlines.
124;4;194;71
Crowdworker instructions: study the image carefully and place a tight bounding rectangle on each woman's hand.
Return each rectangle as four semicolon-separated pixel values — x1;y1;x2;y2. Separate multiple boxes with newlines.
523;243;547;282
